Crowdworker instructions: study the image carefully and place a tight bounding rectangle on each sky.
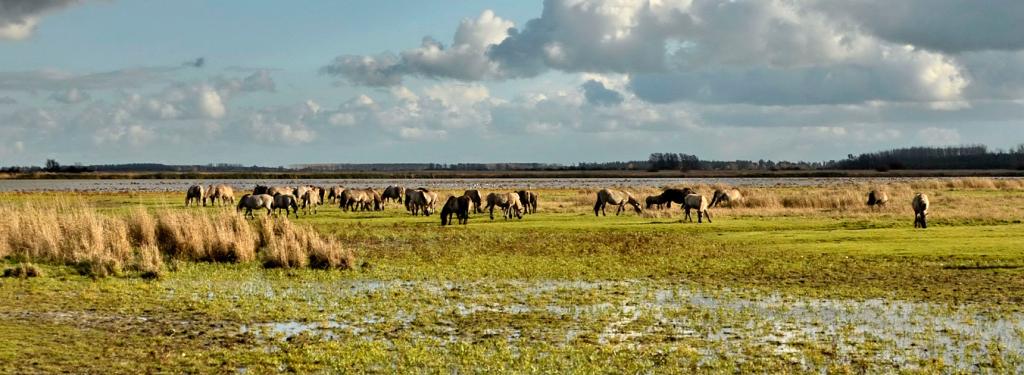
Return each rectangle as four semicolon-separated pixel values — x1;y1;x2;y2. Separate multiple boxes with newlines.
1;0;1023;166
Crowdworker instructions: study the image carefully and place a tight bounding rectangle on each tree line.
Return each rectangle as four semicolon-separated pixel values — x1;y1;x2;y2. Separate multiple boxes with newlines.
4;145;1023;174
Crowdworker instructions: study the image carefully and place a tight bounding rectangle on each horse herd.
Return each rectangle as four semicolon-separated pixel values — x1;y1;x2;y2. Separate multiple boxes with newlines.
185;183;931;228
186;183;543;226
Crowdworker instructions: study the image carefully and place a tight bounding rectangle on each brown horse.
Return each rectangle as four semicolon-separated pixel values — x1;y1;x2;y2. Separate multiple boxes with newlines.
463;190;484;214
645;195;666;209
516;190;539;214
594;189;642;216
205;184;235;206
382;186;405;206
485;192;523;220
867;190;889;210
236;194;273;218
185;185;205;207
656;188;694;209
327;186;345;204
709;189;743;208
440;195;471;226
407;188;438;216
272;193;299;218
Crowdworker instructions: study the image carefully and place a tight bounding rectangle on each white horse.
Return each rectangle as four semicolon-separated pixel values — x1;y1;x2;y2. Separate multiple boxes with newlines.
301;188;321;215
683;194;712;223
912;193;929;228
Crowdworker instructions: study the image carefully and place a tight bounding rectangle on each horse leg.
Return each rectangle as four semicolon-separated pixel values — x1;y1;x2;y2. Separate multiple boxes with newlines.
705;210;712;223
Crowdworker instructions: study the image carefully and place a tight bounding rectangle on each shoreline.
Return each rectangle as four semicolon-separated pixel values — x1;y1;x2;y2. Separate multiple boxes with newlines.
2;169;1023;180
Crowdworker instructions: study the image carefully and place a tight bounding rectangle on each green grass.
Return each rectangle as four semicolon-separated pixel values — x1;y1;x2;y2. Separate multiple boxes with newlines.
1;188;1023;373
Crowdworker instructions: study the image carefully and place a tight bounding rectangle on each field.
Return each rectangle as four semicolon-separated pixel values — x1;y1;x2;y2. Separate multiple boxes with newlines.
1;178;1023;373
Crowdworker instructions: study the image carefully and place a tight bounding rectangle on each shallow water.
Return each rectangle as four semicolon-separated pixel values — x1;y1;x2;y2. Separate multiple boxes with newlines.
234;279;1024;372
0;176;1000;192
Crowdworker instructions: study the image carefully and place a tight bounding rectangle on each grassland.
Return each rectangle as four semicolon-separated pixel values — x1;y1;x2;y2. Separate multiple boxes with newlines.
1;179;1023;373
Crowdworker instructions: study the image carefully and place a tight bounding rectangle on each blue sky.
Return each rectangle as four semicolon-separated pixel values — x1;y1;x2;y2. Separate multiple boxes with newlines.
1;0;1023;166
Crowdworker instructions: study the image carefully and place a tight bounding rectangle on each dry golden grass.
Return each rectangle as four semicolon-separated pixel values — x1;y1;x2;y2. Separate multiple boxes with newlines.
489;178;1024;222
0;202;354;277
261;217;354;270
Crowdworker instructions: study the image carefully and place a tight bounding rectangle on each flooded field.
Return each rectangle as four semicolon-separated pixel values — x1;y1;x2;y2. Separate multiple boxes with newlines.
1;180;1022;372
236;279;1024;372
0;176;1007;192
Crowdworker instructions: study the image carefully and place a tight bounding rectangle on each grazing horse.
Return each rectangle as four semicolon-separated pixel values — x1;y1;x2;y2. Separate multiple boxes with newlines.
407;189;438;216
683;194;712;223
236;193;273;219
440;195;471;226
301;188;321;215
327;186;344;204
866;190;889;210
485;192;524;220
516;190;539;214
268;186;292;197
186;185;205;207
382;186;405;206
656;188;694;209
272;193;299;218
293;186;311;203
645;195;667;210
912;193;929;228
367;188;384;211
463;190;484;214
316;186;326;204
594;189;643;216
205;184;235;206
710;189;743;208
339;189;370;211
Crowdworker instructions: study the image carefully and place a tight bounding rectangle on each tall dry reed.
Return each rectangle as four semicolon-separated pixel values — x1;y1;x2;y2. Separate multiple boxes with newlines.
0;202;354;277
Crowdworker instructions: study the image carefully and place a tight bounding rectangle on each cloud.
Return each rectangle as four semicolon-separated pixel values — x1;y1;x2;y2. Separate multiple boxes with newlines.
0;96;15;105
0;0;83;41
322;10;513;86
328;0;1024;109
214;70;277;94
629;47;968;105
93;124;156;147
581;80;623;106
813;0;1024;54
49;87;91;104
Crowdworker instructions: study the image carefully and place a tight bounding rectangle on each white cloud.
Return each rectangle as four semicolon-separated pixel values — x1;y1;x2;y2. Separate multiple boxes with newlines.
322;10;514;85
93;124;156;147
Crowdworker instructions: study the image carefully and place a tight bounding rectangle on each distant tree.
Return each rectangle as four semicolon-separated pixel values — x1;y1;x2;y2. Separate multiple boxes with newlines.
44;159;60;172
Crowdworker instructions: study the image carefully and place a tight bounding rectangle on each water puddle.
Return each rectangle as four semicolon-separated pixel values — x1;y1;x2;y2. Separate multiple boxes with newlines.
235;279;1024;372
